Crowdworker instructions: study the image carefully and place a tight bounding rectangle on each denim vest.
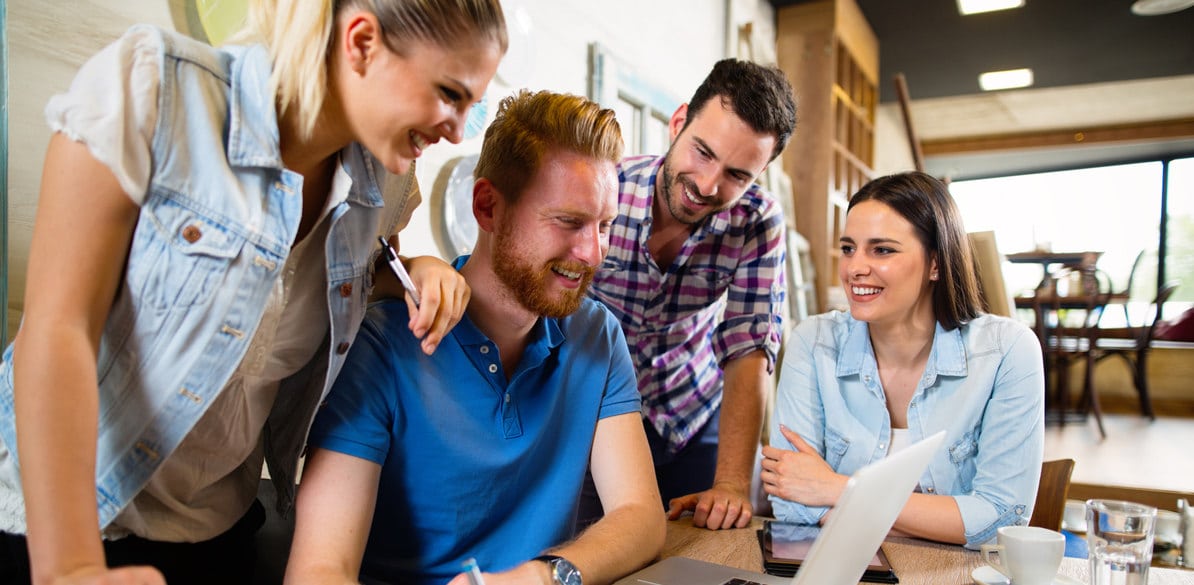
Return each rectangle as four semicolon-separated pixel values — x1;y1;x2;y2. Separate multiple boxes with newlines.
0;26;413;530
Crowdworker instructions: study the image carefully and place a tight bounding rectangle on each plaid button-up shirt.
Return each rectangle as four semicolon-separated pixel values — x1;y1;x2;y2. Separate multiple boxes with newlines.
589;155;786;453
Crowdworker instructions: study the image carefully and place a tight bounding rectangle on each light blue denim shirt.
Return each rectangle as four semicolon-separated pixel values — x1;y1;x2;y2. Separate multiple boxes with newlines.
768;311;1045;549
0;25;413;531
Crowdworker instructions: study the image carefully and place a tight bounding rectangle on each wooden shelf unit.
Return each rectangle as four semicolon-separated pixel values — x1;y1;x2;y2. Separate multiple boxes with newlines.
777;0;878;312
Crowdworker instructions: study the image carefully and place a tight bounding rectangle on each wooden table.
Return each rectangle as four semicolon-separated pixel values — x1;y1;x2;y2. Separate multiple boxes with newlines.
1006;251;1103;291
660;517;1194;584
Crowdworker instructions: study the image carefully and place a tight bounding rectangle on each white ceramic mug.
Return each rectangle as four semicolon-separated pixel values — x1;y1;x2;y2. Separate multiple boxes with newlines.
981;525;1065;585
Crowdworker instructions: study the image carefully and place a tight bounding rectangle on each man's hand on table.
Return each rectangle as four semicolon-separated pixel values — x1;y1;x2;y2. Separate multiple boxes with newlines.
666;480;754;530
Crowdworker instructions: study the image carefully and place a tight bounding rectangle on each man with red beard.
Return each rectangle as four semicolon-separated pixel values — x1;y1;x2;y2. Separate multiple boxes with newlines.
285;90;664;585
584;59;797;532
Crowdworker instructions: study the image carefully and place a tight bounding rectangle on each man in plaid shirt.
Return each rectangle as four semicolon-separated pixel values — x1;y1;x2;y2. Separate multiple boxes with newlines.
586;59;797;531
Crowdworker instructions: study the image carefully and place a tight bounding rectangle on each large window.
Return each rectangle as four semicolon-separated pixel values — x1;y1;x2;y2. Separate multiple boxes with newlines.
948;157;1191;325
1165;158;1194;314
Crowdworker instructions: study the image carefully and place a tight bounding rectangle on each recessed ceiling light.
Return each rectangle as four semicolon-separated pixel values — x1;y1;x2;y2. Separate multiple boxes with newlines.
957;0;1025;15
1131;0;1194;15
979;68;1034;91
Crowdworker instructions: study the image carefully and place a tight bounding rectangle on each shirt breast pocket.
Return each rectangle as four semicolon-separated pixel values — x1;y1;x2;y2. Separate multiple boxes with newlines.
823;430;851;469
128;202;244;311
682;266;734;302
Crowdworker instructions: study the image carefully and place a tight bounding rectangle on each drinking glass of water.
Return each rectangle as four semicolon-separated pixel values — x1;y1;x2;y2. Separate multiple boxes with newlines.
1086;499;1157;585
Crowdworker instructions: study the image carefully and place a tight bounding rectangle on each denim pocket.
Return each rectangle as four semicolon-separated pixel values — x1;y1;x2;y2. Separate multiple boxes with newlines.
823;430;851;468
128;201;244;311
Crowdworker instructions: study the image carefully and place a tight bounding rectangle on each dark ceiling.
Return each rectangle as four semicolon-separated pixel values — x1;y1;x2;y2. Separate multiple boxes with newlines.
771;0;1194;103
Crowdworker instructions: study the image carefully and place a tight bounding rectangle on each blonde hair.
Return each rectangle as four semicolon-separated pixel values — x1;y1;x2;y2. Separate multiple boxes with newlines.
239;0;507;141
475;90;623;204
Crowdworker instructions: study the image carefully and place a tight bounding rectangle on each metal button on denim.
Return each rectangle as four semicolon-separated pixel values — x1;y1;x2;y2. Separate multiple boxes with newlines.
182;224;202;243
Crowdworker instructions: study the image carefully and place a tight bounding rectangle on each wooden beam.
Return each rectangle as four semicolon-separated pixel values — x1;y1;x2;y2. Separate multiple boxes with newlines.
921;118;1194;156
893;73;925;172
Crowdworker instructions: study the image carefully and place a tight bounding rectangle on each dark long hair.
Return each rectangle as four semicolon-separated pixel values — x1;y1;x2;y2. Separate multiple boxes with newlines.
848;171;983;330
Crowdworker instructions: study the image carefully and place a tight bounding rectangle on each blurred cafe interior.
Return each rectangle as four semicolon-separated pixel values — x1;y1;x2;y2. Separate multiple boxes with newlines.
2;0;1193;577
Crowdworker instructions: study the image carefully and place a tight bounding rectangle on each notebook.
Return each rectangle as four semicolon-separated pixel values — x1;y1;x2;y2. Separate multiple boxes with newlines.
614;430;946;585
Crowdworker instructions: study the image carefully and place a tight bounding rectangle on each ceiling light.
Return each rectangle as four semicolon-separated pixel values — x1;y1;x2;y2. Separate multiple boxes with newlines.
1131;0;1194;15
957;0;1025;15
979;68;1034;91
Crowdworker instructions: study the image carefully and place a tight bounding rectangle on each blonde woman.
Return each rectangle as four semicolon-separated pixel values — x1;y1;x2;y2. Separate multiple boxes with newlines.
0;1;505;584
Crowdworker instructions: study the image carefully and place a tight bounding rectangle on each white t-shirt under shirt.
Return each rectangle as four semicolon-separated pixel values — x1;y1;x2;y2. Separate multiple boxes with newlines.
888;427;924;494
889;427;912;455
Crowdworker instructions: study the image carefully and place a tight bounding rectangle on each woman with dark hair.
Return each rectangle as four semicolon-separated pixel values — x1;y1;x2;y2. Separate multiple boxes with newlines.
760;171;1045;548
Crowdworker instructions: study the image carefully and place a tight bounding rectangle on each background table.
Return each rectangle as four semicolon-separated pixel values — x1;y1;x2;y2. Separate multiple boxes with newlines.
1006;251;1103;292
659;517;1194;584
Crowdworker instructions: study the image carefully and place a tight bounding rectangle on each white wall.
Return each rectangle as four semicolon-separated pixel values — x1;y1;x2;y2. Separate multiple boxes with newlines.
873;104;917;177
5;1;183;339
4;0;778;340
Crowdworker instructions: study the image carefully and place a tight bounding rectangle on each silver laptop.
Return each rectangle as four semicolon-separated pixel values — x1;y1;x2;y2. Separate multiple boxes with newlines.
616;431;946;585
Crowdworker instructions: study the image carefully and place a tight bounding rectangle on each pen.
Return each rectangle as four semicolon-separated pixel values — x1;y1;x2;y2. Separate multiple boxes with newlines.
377;236;421;308
462;557;486;585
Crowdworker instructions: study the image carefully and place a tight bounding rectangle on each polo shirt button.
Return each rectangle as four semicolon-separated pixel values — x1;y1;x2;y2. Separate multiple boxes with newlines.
504;393;511;403
182;224;202;243
339;282;353;297
488;364;498;373
926;487;935;493
336;341;351;354
480;346;490;354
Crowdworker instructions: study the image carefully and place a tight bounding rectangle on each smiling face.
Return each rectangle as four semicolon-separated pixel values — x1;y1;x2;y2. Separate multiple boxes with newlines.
492;150;619;318
341;35;502;175
839;200;939;329
655;100;775;228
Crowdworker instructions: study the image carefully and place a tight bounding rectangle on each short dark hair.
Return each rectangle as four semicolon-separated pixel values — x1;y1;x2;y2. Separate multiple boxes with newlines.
684;59;798;161
848;171;983;330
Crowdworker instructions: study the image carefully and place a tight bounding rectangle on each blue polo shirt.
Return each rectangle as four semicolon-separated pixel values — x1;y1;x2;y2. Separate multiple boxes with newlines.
307;265;641;584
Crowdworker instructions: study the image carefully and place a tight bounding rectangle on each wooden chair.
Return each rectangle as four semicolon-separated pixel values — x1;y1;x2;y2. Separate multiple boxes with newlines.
1030;458;1076;531
1093;249;1147;327
968;231;1013;318
1039;270;1111;438
1088;281;1181;419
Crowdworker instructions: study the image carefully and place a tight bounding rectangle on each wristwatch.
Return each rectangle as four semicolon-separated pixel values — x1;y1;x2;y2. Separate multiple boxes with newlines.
533;554;582;585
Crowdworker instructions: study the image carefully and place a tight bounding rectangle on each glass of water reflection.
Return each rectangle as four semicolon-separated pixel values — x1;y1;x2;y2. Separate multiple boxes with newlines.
1086;499;1157;585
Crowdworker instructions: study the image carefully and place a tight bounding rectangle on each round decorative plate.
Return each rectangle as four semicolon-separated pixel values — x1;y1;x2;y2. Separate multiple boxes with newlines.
429;154;479;259
464;94;489;140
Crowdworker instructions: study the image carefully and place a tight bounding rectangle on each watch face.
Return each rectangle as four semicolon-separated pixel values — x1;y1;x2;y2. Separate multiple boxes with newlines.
552;557;582;585
429;154;480;259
